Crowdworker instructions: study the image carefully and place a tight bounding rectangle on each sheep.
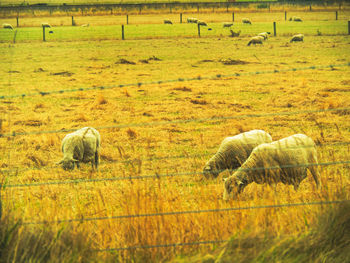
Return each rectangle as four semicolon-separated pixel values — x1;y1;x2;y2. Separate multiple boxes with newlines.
223;22;233;28
247;36;264;46
290;34;304;42
81;23;90;27
242;18;252;25
257;32;271;40
223;134;320;200
164;19;173;25
2;23;13;30
57;127;101;171
289;16;302;22
203;130;272;179
187;18;198;24
197;20;207;26
41;23;51;28
229;29;241;37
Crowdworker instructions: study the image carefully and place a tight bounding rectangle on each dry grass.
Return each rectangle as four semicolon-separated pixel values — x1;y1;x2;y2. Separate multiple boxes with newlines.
0;25;349;262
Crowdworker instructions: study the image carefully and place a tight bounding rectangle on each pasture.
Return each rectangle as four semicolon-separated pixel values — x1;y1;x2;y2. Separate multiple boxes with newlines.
1;10;350;262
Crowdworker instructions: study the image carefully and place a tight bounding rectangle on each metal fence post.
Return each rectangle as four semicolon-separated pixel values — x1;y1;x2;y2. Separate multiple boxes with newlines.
273;21;276;36
122;25;125;40
42;25;46;41
197;23;200;37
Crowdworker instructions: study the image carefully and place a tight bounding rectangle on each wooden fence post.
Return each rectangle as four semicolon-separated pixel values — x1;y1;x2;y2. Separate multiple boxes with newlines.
336;11;338;20
72;16;75;26
180;13;182;23
273;21;276;36
285;11;287;21
126;15;129;25
122;25;125;40
42;25;46;42
232;12;234;22
197;23;201;37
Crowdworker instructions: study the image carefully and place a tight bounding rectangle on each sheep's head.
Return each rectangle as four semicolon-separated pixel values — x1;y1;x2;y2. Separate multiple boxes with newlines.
223;175;247;201
203;162;219;179
57;157;78;171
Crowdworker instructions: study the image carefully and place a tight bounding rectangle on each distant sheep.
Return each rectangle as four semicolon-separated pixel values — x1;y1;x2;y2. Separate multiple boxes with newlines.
258;32;271;40
203;130;272;179
223;134;320;200
187;17;198;23
2;23;13;30
81;23;90;27
41;23;51;28
164;19;173;25
247;36;264;46
229;30;241;37
242;18;252;24
290;34;304;42
197;20;207;26
289;16;302;22
223;22;233;28
57;127;101;170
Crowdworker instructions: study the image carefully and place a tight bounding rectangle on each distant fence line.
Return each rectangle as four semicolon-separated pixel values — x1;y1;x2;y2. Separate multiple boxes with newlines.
0;0;347;17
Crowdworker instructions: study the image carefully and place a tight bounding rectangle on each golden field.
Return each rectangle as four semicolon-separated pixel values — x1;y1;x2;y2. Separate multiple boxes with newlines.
0;12;350;262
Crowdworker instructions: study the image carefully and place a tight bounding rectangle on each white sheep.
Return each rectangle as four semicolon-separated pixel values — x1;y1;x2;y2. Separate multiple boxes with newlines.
187;18;198;24
2;23;13;30
223;134;320;200
197;20;207;26
247;36;264;46
258;32;271;40
164;19;173;24
57;127;101;170
41;23;51;28
203;130;272;179
290;34;304;42
242;18;252;24
223;22;233;28
289;16;302;22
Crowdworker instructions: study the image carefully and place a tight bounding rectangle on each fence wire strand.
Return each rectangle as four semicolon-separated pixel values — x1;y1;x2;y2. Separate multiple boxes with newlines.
0;63;349;101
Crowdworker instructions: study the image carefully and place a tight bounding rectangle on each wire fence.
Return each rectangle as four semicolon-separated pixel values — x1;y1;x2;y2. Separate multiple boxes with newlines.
4;160;350;189
1;62;349;101
20;200;349;226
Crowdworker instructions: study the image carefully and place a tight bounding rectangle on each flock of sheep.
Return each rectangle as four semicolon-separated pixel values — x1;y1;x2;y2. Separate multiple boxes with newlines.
59;128;320;201
164;16;305;45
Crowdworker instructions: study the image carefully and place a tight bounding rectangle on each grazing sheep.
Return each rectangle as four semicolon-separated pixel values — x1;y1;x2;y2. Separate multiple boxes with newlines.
247;36;264;46
223;22;233;28
41;23;51;28
2;23;13;30
289;16;303;22
242;18;252;24
164;19;173;24
197;20;207;26
223;134;320;200
187;18;198;23
290;34;304;42
57;127;101;171
258;32;271;40
203;130;272;179
229;29;241;37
